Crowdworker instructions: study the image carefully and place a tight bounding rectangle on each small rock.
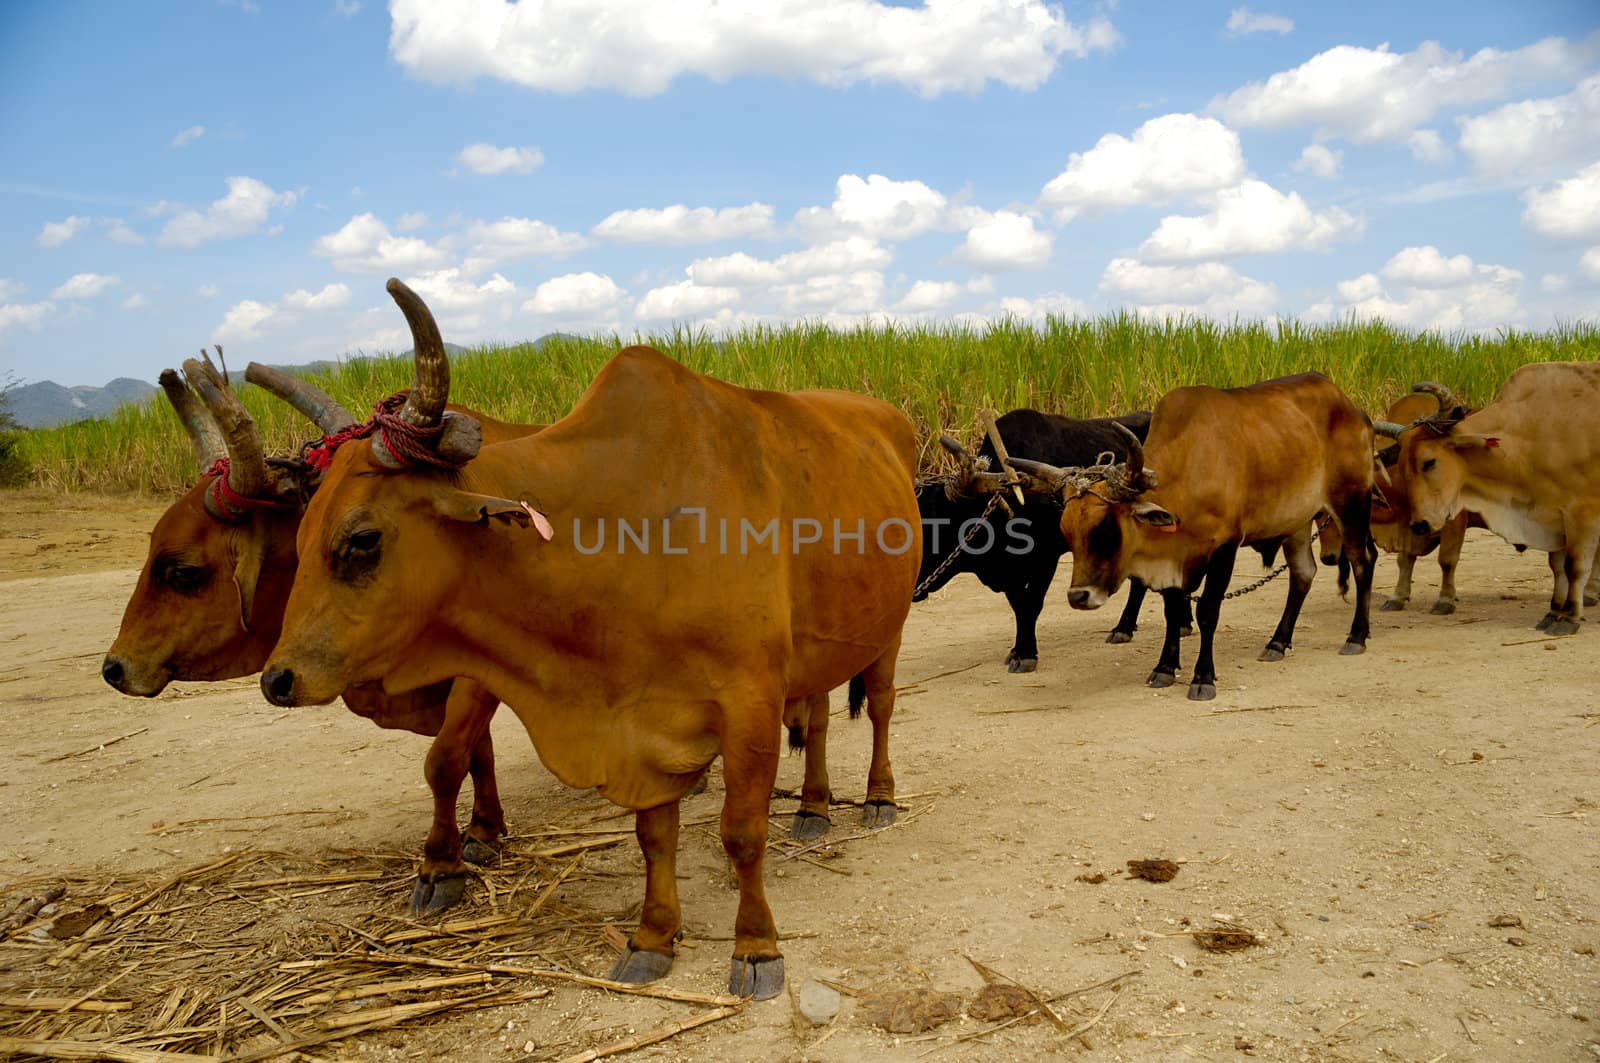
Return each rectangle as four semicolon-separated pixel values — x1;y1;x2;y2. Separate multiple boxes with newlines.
1488;914;1522;928
1411;921;1433;931
1140;812;1156;822
797;981;841;1026
1507;937;1527;947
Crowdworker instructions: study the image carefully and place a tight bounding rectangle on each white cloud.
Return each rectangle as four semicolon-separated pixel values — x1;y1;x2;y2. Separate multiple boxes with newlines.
592;203;775;245
772;271;886;315
794;173;973;241
281;283;352;310
997;292;1093;321
1522;162;1600;241
403;268;516;311
1101;257;1279;319
121;293;147;310
1293;143;1342;179
395;211;429;231
688;237;891;286
1542;273;1571;293
1407;129;1453;165
951;211;1052;270
215;299;277;341
1040;113;1246;219
51;273;119;300
524;272;627;316
1582;248;1600;282
389;0;1118;98
1212;35;1600;144
1137;179;1363;261
334;0;360;15
1380;246;1474;287
1225;8;1292;37
897;279;963;312
37;215;90;247
157;176;299;248
312;212;450;272
0;301;54;335
104;219;144;245
0;279;24;302
635;279;740;321
198;284;220;299
456;142;545;176
1459;74;1600;181
170;125;206;149
1322;253;1524;332
464;216;591;268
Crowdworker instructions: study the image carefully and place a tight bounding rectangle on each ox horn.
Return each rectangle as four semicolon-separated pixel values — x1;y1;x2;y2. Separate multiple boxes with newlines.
1372;419;1409;438
1007;456;1072;490
1112;421;1144;484
1411;381;1460;413
245;363;356;435
184;350;269;500
386;277;449;429
159;367;226;471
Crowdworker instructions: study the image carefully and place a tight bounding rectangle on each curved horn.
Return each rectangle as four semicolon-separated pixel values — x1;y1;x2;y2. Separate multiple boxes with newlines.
1411;381;1459;412
184;354;269;499
386;277;449;428
245;362;357;434
1372;419;1409;438
159;368;226;470
1007;456;1072;489
1112;420;1144;483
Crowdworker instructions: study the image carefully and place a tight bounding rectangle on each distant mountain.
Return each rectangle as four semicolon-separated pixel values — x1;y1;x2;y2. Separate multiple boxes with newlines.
7;377;158;429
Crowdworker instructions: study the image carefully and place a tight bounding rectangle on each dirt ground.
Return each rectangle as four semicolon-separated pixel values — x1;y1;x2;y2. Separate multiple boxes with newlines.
1;487;1597;1061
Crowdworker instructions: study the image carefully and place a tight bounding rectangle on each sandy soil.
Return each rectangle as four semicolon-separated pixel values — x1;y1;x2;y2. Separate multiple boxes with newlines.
1;491;1596;1061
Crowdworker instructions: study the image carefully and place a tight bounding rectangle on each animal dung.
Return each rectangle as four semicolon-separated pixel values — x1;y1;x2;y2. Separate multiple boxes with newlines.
967;983;1038;1022
1193;923;1260;953
1487;914;1523;928
1126;859;1180;883
1075;872;1108;885
861;988;965;1034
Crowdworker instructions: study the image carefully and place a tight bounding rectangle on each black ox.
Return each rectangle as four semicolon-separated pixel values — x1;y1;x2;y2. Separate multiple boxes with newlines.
915;408;1192;672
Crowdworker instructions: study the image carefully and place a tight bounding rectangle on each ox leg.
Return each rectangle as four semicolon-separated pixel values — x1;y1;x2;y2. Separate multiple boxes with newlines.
1147;588;1191;688
1382;551;1416;612
1107;578;1145;644
608;801;680;985
1587;543;1600;608
859;640;901;829
1002;580;1046;672
1337;500;1377;655
412;682;499;917
1189;545;1238;701
461;727;506;866
1431;517;1466;615
1260;529;1317;662
1549;512;1600;635
721;710;784;999
1538;551;1569;631
790;692;832;841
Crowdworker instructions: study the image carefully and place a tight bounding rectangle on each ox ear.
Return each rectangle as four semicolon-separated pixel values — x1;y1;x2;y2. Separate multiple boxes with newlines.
1448;434;1500;451
430;487;554;539
230;520;268;632
1130;501;1179;530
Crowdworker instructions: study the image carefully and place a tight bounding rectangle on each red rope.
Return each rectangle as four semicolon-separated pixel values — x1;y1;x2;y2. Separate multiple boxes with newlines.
202;458;296;522
301;391;470;472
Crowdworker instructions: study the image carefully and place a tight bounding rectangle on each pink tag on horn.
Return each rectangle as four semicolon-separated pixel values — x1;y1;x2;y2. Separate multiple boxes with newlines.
520;501;554;541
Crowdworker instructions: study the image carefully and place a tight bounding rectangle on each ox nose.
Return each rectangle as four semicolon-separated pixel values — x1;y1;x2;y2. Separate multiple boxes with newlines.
261;668;297;707
1410;519;1432;536
1067;589;1090;609
101;655;127;691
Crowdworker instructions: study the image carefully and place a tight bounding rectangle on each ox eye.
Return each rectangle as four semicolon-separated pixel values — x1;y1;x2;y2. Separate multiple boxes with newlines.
159;562;209;595
348;529;382;554
1421;458;1437;472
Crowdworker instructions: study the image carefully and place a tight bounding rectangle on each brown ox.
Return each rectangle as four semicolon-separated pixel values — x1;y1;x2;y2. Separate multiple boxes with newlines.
1368;389;1485;615
258;280;920;1000
1011;373;1376;701
1394;365;1600;636
102;358;537;914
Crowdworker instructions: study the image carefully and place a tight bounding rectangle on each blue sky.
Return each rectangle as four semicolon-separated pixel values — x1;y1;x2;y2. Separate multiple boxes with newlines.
2;0;1598;387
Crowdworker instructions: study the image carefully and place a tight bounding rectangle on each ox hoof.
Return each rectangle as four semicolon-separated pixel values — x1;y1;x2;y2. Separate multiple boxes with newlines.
410;872;469;917
1187;682;1217;702
1380;598;1407;612
789;810;830;841
1536;611;1559;631
1105;629;1134;645
860;800;897;830
1006;656;1038;674
1146;670;1176;689
1339;640;1367;656
461;836;500;866
1180;625;1195;638
1546;618;1580;636
1429;599;1457;616
608;944;674;984
729;955;785;1000
1258;644;1287;663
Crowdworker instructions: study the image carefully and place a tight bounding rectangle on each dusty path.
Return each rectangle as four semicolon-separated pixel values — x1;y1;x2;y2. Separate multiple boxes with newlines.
1;492;1596;1060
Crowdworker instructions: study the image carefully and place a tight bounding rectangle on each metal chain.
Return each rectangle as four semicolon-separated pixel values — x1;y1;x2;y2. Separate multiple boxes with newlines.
912;491;1005;600
1193;513;1337;604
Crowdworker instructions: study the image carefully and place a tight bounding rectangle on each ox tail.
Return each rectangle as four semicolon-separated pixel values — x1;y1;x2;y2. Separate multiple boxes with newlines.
1336;554;1351;600
848;672;867;720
